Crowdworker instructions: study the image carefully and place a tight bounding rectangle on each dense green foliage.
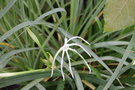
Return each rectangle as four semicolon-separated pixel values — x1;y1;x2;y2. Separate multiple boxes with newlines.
0;0;135;90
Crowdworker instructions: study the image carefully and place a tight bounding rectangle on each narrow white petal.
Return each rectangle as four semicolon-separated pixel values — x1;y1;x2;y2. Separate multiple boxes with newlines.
51;48;62;77
68;43;91;57
61;51;65;80
67;36;90;45
66;50;74;78
64;38;68;44
68;48;91;73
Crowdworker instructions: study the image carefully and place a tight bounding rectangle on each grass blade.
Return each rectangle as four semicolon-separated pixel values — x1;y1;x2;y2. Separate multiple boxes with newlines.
73;69;84;90
20;78;44;90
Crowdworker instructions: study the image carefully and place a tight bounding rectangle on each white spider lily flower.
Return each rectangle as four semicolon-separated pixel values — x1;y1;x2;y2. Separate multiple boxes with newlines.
51;36;91;80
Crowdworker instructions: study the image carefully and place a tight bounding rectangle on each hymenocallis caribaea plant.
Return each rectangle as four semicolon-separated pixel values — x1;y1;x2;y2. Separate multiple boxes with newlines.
51;36;92;80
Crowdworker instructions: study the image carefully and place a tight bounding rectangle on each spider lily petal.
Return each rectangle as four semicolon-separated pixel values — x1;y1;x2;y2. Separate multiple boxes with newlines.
64;38;68;44
51;47;63;77
68;43;91;57
68;48;91;73
61;51;65;80
66;50;74;78
67;36;90;45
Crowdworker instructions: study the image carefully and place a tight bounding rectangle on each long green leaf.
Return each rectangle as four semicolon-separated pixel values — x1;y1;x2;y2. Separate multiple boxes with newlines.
94;41;129;48
69;0;80;34
0;69;60;88
26;27;48;58
20;78;44;90
73;69;84;90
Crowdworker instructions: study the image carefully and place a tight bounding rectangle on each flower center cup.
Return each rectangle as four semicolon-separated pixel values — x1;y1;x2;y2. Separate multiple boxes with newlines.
63;44;69;51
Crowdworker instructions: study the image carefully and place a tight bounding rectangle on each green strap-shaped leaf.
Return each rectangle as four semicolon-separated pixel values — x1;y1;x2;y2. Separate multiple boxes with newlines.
104;0;135;32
